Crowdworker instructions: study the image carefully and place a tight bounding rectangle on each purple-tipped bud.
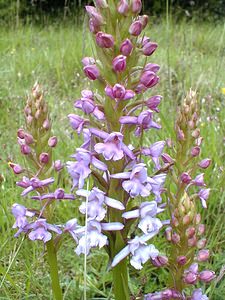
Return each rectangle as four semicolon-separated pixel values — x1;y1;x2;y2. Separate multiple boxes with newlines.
197;238;207;249
180;172;192;184
117;0;129;15
83;65;100;80
9;163;23;175
48;136;58;148
140;71;159;88
151;255;168;267
191;146;201;157
197;249;210;262
199;270;216;283
131;0;142;13
183;272;198;285
177;256;187;265
96;31;114;48
21;144;31;155
39;152;49;164
171;232;180;244
129;20;143;36
17;128;25;139
143;42;158;56
54;160;63;172
24;133;34;145
112;55;126;72
82;57;95;66
120;39;133;56
43;119;50;129
161;153;174;164
96;0;108;8
198;159;211;169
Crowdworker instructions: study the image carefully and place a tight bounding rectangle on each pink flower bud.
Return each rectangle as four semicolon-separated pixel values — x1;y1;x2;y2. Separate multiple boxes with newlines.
9;163;23;175
48;136;58;147
112;55;126;72
39;152;49;164
43;119;50;129
24;133;34;145
120;39;133;56
180;172;192;184
188;236;197;247
143;42;158;56
192;128;200;138
21;144;31;155
197;224;205;235
171;232;180;244
182;215;191;225
186;227;196;238
161;153;174;164
177;127;185;140
183;272;198;285
165;227;172;241
139;15;149;29
199;270;216;283
117;0;129;15
140;71;159;88
151;255;168;267
54;160;63;172
85;6;104;26
197;238;207;249
83;65;100;80
89;18;100;34
131;0;142;13
96;0;108;8
198;158;211;169
144;63;160;73
17;128;25;139
96;31;114;48
82;57;95;66
197;249;210;262
177;256;187;265
191;146;201;157
129;20;143;36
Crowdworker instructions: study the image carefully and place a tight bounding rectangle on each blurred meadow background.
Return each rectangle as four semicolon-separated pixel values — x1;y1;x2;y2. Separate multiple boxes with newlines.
0;0;225;299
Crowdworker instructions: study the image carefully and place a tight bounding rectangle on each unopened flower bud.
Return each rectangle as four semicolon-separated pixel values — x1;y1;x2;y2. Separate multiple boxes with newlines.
151;255;168;267
191;146;201;157
140;71;159;88
195;213;201;224
197;238;207;249
39;152;49;164
143;42;158;56
9;163;23;175
186;227;196;238
192;128;200;138
17;128;25;139
117;0;129;15
199;270;216;283
139;15;149;29
83;64;100;80
196;137;203;146
131;0;142;13
48;136;58;147
129;20;143;36
165;227;172;241
197;249;210;262
24;133;34;145
82;57;95;66
183;215;191;225
35;109;41;119
54;160;63;172
161;153;174;164
112;55;126;72
96;0;108;8
198;158;211;169
177;256;187;265
96;31;114;48
181;172;192;184
177;127;185;140
171;232;180;244
183;272;198;285
120;39;133;56
26;115;33;124
43;119;50;129
188;235;197;247
197;224;205;235
21;144;31;155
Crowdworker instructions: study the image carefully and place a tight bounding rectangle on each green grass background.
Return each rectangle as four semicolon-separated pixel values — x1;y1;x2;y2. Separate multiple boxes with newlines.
0;17;225;299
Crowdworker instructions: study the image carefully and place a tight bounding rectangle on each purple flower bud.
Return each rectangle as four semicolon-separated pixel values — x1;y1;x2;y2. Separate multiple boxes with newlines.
144;63;160;73
120;39;133;56
191;146;201;157
197;238;207;249
151;255;168;267
192;173;206;187
199;270;216;283
54;160;63;172
43;119;50;129
82;57;95;66
89;18;100;33
161;153;174;164
180;172;192;184
197;249;210;262
129;20;143;36
17;128;25;139
143;42;158;56
177;256;187;265
81;89;94;99
145;95;162;112
112;55;126;72
198;159;211;169
105;84;135;101
171;232;180;244
96;31;114;48
96;0;108;8
68;114;89;134
165;227;172;241
183;271;198;285
177;127;185;140
140;71;159;88
85;6;104;26
188;235;197;247
131;0;142;13
39;152;49;164
9;163;23;175
21;144;31;155
197;224;205;235
48;136;58;147
117;0;129;15
24;133;34;145
139;15;149;29
83;64;100;80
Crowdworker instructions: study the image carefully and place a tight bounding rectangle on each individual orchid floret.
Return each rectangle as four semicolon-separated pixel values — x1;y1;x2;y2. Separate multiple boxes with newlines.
8;162;24;175
198;188;210;208
12;203;35;237
111;163;156;198
129;20;143;36
27;219;62;243
191;173;206;187
16;177;54;196
145;289;182;300
120;38;133;56
151;174;167;202
191;288;208;300
112;233;159;269
83;64;100;80
91;129;135;161
75;96;105;120
64;218;81;243
142;41;158;56
85;6;105;26
105;84;135;101
112;55;127;72
140;70;160;88
145;95;162;112
142;141;166;169
77;188;125;221
31;188;75;201
198;158;211;169
96;31;114;48
68;114;89;134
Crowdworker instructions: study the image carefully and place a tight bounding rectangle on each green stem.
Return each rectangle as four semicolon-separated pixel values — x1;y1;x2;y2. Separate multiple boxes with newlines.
112;258;129;300
46;239;63;300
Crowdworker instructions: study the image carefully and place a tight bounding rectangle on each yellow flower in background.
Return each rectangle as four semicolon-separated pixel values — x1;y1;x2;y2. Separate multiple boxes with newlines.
221;88;225;95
